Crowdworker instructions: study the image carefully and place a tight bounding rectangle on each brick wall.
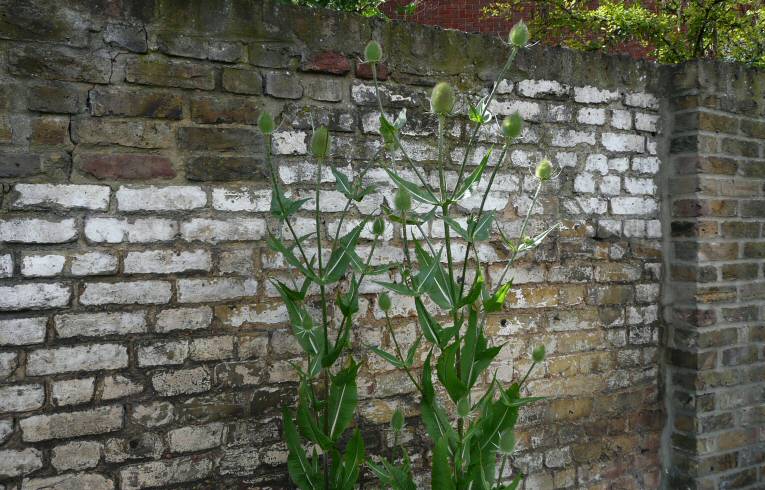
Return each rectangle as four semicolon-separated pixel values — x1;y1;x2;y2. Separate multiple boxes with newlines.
665;62;765;489
0;1;758;489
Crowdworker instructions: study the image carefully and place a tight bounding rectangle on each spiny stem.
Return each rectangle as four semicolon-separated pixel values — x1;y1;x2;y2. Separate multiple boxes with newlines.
384;311;423;393
496;455;508;489
495;181;542;290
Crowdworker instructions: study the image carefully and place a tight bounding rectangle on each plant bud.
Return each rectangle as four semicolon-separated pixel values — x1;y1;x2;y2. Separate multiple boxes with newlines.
391;408;404;432
509;21;529;47
364;40;383;63
430;82;456;115
311;126;330;159
393;187;412;212
258;111;275;135
379;292;392;312
372;216;385;236
535;158;553;181
499;430;516;455
500;112;522;139
532;345;546;363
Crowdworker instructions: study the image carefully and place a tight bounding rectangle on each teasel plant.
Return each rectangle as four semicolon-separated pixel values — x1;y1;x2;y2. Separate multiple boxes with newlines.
258;102;391;488
362;21;562;489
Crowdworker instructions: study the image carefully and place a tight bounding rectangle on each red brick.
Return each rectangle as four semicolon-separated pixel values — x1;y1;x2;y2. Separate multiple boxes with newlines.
78;154;175;180
356;61;389;80
301;51;351;75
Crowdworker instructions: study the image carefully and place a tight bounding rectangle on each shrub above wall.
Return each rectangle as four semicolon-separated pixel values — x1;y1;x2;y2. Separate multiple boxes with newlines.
0;0;763;489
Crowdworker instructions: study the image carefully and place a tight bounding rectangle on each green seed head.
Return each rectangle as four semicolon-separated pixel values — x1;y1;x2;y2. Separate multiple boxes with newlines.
457;397;471;418
379;292;392;312
372;216;385;236
532;345;546;363
501;112;523;139
258;111;275;135
391;408;404;432
535;158;553;181
430;82;456;115
364;40;383;63
509;21;529;47
311;126;330;159
499;430;516;455
393;187;412;212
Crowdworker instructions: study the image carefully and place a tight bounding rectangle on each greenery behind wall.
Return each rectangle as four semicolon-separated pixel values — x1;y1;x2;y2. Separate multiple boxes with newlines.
281;0;765;67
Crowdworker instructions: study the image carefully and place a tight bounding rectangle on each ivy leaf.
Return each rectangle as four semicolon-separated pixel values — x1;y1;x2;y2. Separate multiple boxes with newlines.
384;167;440;206
328;360;360;440
483;280;513;313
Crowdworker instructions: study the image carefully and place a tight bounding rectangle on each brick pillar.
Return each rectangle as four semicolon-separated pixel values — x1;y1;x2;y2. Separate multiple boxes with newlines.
665;61;765;489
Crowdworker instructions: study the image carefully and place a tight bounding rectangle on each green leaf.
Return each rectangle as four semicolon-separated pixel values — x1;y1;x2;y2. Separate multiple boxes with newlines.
459;271;484;308
443;217;469;241
436;342;468;403
374;281;418;296
453;148;492;201
328;360;360;440
470;211;495;242
498;473;524;490
422;352;435;403
415;297;443;347
516;222;561;254
405;335;422;367
336;429;365;490
296;382;333;450
283;408;319;490
414;243;455;310
415;246;443;294
271;279;321;355
484;280;513;313
337;277;360;317
271;185;310;219
380;114;398;149
323;222;365;284
369;346;404;369
460;307;479;388
332;168;355;199
431;437;455;490
267;233;318;281
384;167;440;206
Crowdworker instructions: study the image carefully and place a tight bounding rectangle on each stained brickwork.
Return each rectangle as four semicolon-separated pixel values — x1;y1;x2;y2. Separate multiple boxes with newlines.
0;0;755;489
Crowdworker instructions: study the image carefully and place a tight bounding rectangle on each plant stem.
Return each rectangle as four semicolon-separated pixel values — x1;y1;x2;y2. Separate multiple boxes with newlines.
496;455;508;489
495;181;542;290
384;311;423;393
519;361;537;388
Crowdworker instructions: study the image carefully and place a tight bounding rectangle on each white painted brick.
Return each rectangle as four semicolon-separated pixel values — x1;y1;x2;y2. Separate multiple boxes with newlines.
272;130;308;155
574;86;619;104
177;278;257;303
611;197;658;215
0;384;45;412
124;249;211;274
70;251;118;275
51;377;95;406
21;254;65;277
0;419;11;444
574;173;595;193
51;440;101;471
27;344;128;375
551;129;596;147
137;340;189;367
13;184;110;210
647;137;658;155
181;218;266;243
116;186;207;211
608;157;630;173
212;187;271;212
598;219;622;237
156;306;212;332
279;161;345;184
119;454;214;490
624;176;656;195
495;79;513;94
600;175;621;196
131;401;175;427
80;281;172;305
611;110;632;130
151;367;211;396
22;473;113;490
488;100;541;119
0;218;76;243
0;254;12;277
0;448;43;477
646;220;662;238
55;311;147;338
555;152;577;168
632;156;660;174
167;423;225;453
602;132;645;153
85;217;178;243
623;220;646;238
0;352;17;379
0;283;70;310
636;283;660;303
219;249;254;274
19;405;123;442
517;79;568;98
575;197;608;215
102;374;144;400
635;112;659;132
585;154;609;175
0;317;46;345
624;92;659;110
576;108;606;125
189;336;235;361
219;303;287;327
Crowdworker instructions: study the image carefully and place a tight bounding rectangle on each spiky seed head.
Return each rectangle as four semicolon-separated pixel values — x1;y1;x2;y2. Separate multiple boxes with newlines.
393;187;412;212
378;292;392;312
501;112;523;139
430;82;456;115
509;21;529;47
364;40;383;63
532;345;546;363
535;158;553;181
258;111;275;135
311;126;330;159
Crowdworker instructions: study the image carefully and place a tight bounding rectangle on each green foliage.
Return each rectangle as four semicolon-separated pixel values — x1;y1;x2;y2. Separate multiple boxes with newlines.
484;0;765;67
278;0;385;17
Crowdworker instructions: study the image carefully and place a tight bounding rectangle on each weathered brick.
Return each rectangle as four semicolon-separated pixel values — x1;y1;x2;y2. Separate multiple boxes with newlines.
80;280;172;305
0;283;70;310
104;23;148;52
167;422;225;453
573;86;619;104
151;367;211;396
0;352;18;379
624;92;659;110
51;440;102;471
177;278;257;303
178;126;264;152
102;374;144;400
125;249;211;274
156;306;213;332
0;384;45;412
212;187;271;212
55;311;147;338
0;317;47;345
190;95;259;124
0;254;12;277
89;88;183;119
185;155;267;181
71;251;118;275
0;448;43;478
30;115;71;145
24;473;114;490
517;79;569;98
28;82;88;114
611;197;658;215
301;50;351;75
157;34;244;62
190;336;235;361
0;152;43;178
73;118;174;149
181;218;266;242
131;400;175;427
222;68;263;95
77;153;176;180
116;186;206;211
305;78;343;102
20;405;123;442
119;454;214;490
602;132;645;153
137;340;189;367
577;108;606;125
85;217;178;243
51;377;95;406
551;129;596;147
8;45;111;83
21;254;66;277
125;56;215;90
27;344;128;375
264;71;304;99
13;183;110;210
0;218;76;243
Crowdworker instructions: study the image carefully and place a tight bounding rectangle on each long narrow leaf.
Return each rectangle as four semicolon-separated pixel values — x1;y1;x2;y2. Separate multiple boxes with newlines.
384;167;440;205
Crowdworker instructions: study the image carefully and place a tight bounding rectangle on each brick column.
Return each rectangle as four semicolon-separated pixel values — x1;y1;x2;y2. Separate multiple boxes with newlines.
665;61;765;489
